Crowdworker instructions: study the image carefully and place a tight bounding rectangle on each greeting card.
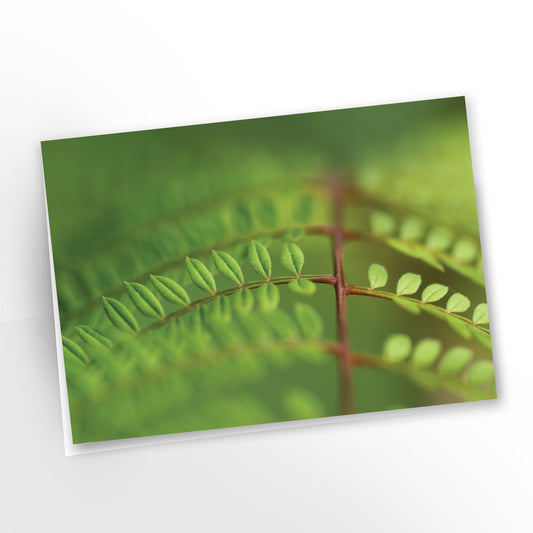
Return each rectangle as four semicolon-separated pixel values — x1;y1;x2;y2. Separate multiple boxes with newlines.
42;97;495;452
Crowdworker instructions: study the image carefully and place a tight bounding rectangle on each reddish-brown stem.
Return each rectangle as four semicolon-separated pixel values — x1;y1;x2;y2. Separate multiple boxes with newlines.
342;229;365;240
329;181;356;415
326;342;382;368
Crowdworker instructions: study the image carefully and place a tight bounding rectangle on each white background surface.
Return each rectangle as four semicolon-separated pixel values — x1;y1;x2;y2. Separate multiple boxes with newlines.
1;1;531;531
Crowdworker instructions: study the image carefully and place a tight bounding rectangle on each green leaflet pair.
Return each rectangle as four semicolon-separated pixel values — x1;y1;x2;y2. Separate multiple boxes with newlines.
381;333;494;386
364;263;489;347
367;210;484;286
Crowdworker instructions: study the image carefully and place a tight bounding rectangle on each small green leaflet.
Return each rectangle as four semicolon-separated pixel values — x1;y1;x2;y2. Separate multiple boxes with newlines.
185;257;217;294
150;275;190;306
62;336;89;364
281;242;304;275
294;303;323;340
452;237;478;264
257;283;280;312
438;346;473;376
411;338;441;368
421;283;448;303
383;334;412;363
399;216;425;241
212;250;244;286
425;227;452;251
464;360;494;387
368;264;388;289
248;240;272;280
288;278;316;295
75;325;113;350
370;211;395;236
233;288;254;315
472;303;489;325
396;272;422;296
446;293;471;314
103;297;139;333
125;282;165;318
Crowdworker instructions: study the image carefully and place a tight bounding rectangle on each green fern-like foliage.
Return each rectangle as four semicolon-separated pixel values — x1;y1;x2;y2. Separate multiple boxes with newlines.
43;97;495;443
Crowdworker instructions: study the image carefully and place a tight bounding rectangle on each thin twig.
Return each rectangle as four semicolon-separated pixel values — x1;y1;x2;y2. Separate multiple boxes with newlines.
140;274;336;336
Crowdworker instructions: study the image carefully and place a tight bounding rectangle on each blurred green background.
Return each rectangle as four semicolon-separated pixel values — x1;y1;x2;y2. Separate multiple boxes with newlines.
42;97;490;443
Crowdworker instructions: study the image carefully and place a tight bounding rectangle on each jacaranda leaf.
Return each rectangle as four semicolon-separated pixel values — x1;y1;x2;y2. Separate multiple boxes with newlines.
185;257;217;294
248;240;272;280
452;237;478;264
368;264;388;289
383;334;412;363
396;272;422;296
370;211;396;236
438;346;473;376
75;325;113;350
411;338;441;368
446;293;471;314
399;216;425;241
464;360;495;387
150;275;190;306
421;283;448;303
62;336;89;364
102;297;139;333
425;227;453;251
212;250;244;286
125;282;165;318
281;242;304;275
472;303;489;325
